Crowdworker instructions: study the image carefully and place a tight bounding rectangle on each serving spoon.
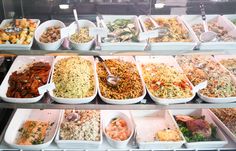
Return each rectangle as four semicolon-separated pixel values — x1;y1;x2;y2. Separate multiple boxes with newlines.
4;19;22;35
199;3;217;42
73;9;80;33
95;56;120;87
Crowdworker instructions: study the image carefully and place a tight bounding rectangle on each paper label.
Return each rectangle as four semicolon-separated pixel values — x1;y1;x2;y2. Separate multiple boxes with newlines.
193;80;208;93
60;26;71;39
38;83;56;95
89;27;108;37
139;30;159;41
140;99;147;104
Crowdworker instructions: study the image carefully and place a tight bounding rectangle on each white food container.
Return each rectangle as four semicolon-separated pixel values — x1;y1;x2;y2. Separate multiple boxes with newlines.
34;20;66;51
55;110;102;149
0;19;40;50
138;15;198;52
208;109;236;143
131;110;185;149
49;56;97;104
102;111;134;148
4;109;62;150
136;56;195;105
95;56;146;105
96;15;146;51
68;20;96;51
0;55;54;103
176;55;236;104
170;109;228;148
181;15;236;51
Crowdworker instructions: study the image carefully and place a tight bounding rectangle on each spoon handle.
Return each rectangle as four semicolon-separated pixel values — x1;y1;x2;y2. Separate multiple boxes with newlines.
94;56;112;75
200;3;209;32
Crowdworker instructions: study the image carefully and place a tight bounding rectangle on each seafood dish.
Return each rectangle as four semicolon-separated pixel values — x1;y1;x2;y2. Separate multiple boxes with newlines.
60;110;100;141
16;120;51;145
192;22;236;42
144;18;192;42
70;27;93;43
52;57;95;98
219;58;236;76
97;59;143;100
155;129;182;141
6;62;51;98
105;117;131;141
141;63;193;99
103;19;139;43
39;26;61;43
211;108;236;136
175;115;219;142
0;18;38;45
176;55;236;98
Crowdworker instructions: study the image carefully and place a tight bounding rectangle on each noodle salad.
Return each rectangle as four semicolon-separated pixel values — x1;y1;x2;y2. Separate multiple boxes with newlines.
176;55;236;98
97;59;143;100
141;63;193;99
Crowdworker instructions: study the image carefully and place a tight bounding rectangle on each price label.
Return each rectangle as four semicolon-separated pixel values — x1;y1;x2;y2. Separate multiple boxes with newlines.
139;30;160;41
60;26;71;39
38;83;56;95
89;27;108;37
193;80;208;93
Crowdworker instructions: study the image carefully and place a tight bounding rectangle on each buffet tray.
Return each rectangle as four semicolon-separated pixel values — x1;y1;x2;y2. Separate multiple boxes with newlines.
0;55;54;103
131;110;185;149
136;56;195;105
4;109;62;150
48;56;98;104
96;15;146;51
170;109;228;149
138;15;198;51
181;15;236;51
0;19;40;50
95;56;146;105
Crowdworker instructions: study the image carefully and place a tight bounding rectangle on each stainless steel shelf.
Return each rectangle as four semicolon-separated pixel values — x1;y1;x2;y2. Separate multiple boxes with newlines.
1;95;236;110
0;49;231;56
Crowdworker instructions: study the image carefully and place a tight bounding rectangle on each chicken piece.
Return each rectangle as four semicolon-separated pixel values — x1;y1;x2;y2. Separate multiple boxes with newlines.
186;119;212;138
175;115;194;122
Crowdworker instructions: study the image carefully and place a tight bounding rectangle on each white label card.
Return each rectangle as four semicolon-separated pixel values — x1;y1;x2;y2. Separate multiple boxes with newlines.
89;27;108;37
193;80;208;93
139;30;160;41
38;83;56;95
60;26;71;39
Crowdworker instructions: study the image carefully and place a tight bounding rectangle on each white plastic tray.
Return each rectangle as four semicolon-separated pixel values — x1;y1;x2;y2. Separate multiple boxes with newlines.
170;109;228;149
0;19;40;50
55;110;102;149
0;55;54;103
181;15;236;50
223;15;236;28
130;110;185;149
208;109;236;143
96;15;146;51
49;56;97;104
4;109;62;150
95;56;146;105
138;15;198;51
176;55;236;104
135;56;195;105
214;55;236;76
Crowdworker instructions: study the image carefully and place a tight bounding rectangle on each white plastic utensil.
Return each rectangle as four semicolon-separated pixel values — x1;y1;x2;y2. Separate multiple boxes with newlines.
73;9;80;32
148;15;168;37
199;3;217;42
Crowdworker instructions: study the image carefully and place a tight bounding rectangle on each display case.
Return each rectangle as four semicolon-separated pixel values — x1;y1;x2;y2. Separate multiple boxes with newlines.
0;0;236;150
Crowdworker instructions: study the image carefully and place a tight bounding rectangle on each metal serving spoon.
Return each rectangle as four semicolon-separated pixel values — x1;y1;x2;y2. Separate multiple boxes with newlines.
73;9;80;33
199;3;217;42
95;56;120;87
